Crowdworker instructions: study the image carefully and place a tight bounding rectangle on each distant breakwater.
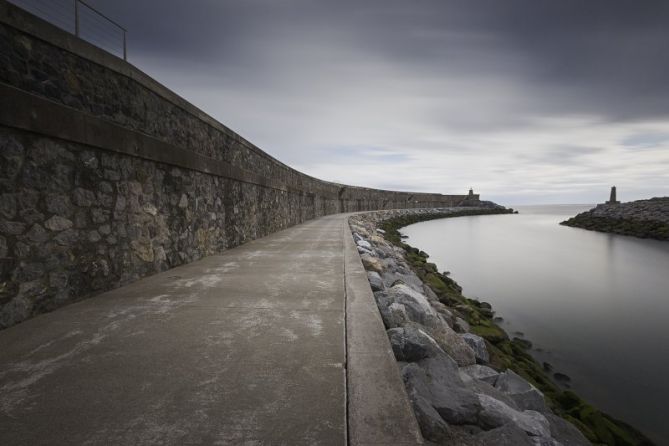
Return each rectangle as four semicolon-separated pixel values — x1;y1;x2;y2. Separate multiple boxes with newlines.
350;207;654;446
561;198;669;241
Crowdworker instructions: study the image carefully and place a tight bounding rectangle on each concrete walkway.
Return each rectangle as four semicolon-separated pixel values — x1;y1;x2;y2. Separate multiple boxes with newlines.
0;214;422;445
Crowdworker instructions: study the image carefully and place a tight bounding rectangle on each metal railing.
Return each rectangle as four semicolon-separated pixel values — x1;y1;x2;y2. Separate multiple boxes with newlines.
7;0;127;60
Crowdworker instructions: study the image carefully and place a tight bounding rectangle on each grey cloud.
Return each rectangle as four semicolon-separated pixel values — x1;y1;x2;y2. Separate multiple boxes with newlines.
89;0;669;121
517;146;606;165
71;0;669;203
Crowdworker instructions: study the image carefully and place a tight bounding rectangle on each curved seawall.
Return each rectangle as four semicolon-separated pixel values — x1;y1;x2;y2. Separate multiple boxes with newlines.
0;1;476;328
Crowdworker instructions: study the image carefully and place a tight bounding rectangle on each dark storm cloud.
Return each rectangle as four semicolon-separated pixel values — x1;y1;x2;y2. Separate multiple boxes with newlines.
86;5;669;118
66;1;669;202
486;1;669;120
88;0;669;120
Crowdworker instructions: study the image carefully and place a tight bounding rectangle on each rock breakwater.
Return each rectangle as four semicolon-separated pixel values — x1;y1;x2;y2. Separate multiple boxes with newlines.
561;198;669;241
350;207;654;445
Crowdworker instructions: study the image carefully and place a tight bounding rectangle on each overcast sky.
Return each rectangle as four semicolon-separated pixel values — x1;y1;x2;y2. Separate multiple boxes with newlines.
24;0;669;204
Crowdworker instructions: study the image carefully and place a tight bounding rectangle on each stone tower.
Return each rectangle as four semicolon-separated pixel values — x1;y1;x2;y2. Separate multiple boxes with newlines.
606;186;620;204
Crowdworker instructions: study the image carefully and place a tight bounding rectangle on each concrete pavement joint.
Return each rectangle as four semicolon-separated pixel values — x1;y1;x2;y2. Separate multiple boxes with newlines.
343;219;351;446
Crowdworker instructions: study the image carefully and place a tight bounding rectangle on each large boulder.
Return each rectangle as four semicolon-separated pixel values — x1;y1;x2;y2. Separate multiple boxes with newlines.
385;283;437;324
494;370;547;412
453;317;470;333
371;247;387;259
406;392;451;443
427;320;477;367
357;246;374;256
422;284;440;302
476;423;535;446
392;245;406;257
545;413;591;446
355;238;372;249
464;375;519;410
387;326;445;362
360;253;383;273
430;300;454;321
373;244;393;259
351;230;368;241
402;355;481;425
369;235;386;245
385;284;476;366
382;271;425;293
378;302;410;328
381;257;400;271
374;284;477;366
477;394;551;438
460;364;500;385
461;333;490;364
366;271;385;292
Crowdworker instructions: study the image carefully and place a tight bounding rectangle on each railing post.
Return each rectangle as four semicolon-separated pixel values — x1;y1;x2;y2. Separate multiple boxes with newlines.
74;0;79;36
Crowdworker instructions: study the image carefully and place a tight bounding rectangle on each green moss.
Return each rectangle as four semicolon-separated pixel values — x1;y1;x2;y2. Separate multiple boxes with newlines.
565;415;598;443
424;262;438;273
379;211;656;446
561;215;669;241
471;323;508;344
423;272;448;292
512;337;533;350
406;251;426;264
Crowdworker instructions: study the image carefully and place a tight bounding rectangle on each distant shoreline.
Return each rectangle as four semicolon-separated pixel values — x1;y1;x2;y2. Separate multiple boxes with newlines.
561;197;669;241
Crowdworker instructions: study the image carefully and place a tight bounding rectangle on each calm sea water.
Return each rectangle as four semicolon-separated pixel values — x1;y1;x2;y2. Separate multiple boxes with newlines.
402;205;669;444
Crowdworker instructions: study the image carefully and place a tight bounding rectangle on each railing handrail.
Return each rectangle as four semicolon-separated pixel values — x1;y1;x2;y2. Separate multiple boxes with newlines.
75;0;126;60
77;0;125;32
8;0;127;60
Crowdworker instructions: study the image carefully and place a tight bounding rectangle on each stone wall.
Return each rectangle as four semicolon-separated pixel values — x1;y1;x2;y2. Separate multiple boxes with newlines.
0;1;477;328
